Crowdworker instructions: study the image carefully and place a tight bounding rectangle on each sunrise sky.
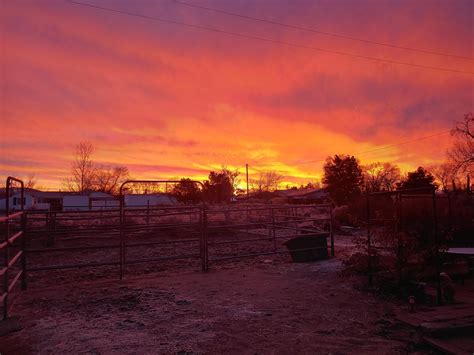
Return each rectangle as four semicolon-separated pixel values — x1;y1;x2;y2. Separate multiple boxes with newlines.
1;0;473;189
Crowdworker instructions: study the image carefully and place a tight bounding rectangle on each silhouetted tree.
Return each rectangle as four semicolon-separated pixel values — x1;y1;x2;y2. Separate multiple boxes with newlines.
302;181;321;189
203;171;233;203
93;165;129;195
251;170;283;192
65;141;95;192
64;141;129;194
22;174;37;189
220;165;240;194
172;178;202;204
448;113;473;173
363;162;401;192
428;162;457;192
323;155;363;205
397;167;438;190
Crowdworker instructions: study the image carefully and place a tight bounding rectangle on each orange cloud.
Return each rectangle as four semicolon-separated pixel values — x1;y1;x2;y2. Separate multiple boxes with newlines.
1;0;472;189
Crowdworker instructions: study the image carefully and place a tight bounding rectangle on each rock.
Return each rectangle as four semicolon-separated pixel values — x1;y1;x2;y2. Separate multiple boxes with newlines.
0;317;22;336
176;300;192;306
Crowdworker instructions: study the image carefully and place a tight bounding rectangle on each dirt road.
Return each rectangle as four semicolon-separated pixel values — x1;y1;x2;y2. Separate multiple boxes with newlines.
0;256;431;354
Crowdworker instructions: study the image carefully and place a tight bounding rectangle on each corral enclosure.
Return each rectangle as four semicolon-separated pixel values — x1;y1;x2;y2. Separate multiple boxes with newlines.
1;179;335;321
20;202;334;288
2;180;474;353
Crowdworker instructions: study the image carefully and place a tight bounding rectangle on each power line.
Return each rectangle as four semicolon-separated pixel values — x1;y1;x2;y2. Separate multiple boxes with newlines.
252;130;452;168
174;0;474;61
68;1;474;75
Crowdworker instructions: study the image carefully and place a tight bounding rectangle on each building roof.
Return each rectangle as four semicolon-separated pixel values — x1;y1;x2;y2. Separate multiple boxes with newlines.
0;188;115;200
31;190;70;199
0;188;65;199
276;188;328;198
124;193;175;197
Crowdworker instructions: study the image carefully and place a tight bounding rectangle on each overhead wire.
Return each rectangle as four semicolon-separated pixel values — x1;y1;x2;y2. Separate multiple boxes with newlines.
68;1;474;75
65;2;462;175
173;0;474;61
247;130;452;169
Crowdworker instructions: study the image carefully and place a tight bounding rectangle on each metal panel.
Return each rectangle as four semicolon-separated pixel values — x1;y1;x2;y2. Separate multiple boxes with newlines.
1;176;26;320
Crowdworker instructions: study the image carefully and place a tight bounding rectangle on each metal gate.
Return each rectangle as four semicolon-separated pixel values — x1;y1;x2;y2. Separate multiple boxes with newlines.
119;180;207;279
1;177;27;320
14;180;334;292
366;186;441;304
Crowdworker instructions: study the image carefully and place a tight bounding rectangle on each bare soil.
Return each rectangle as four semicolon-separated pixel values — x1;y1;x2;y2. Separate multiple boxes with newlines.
1;239;434;354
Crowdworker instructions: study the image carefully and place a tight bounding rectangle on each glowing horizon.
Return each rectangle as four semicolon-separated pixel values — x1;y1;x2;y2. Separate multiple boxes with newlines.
1;0;472;190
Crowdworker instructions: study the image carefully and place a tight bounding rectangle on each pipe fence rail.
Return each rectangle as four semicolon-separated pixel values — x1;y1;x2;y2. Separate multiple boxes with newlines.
1;177;26;320
22;202;334;278
17;180;334;279
366;186;442;304
2;179;335;321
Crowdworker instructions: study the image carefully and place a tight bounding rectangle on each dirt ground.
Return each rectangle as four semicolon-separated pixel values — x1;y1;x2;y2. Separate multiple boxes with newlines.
0;244;435;354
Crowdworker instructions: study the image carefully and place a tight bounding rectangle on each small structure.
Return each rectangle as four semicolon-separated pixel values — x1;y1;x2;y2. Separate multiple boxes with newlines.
124;193;177;207
33;191;66;211
90;191;119;210
276;188;329;204
284;233;330;262
63;191;118;211
0;189;118;212
0;188;65;211
63;195;89;211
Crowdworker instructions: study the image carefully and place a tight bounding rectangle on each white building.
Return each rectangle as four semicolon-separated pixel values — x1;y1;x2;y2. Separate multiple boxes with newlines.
0;189;176;212
0;191;34;211
62;191;118;211
124;194;177;207
0;189;118;212
90;192;120;210
62;195;89;211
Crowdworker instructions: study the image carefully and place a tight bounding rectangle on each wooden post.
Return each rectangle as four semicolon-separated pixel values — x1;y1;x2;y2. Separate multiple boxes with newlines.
329;206;335;257
202;208;208;271
146;200;150;225
246;163;249;199
21;211;28;290
119;195;124;280
367;192;373;287
432;188;442;305
272;208;276;251
294;207;298;235
396;193;403;290
3;189;10;320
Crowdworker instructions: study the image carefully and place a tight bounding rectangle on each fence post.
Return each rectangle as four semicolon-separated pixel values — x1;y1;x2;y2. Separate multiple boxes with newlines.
294;206;298;235
329;205;335;257
366;192;373;287
52;212;57;245
432;188;442;305
45;211;50;245
146;200;150;226
119;195;124;280
202;207;208;271
271;207;276;251
396;193;403;290
3;212;9;320
21;212;27;290
199;208;204;269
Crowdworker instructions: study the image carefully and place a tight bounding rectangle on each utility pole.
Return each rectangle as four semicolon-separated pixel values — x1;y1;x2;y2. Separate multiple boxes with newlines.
246;163;249;198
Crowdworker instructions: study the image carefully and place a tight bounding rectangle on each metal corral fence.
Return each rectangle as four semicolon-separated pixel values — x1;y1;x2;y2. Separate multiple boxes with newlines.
24;203;334;279
1;177;27;320
366;186;474;305
1;179;334;318
22;180;334;281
